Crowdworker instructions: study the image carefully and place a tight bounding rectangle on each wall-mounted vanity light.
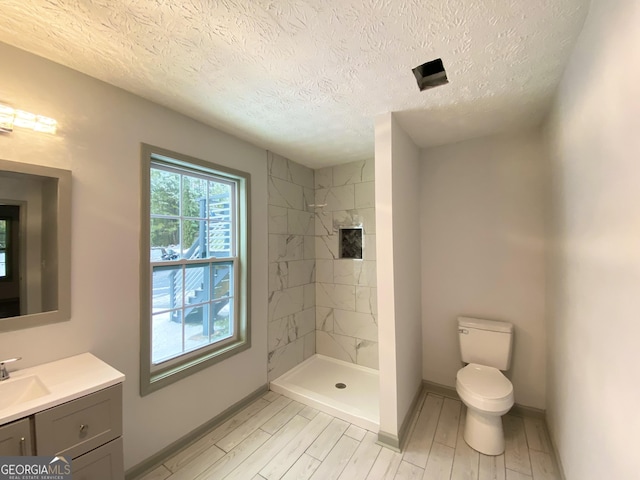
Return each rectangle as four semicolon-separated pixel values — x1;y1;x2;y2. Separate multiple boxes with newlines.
0;105;14;133
0;104;57;134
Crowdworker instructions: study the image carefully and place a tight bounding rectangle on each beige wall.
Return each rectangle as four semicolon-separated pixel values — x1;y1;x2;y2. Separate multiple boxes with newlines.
546;0;640;477
375;113;423;438
420;131;547;409
0;42;269;469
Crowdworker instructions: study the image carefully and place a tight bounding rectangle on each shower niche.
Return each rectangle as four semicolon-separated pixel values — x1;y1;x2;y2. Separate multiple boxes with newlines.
339;227;363;259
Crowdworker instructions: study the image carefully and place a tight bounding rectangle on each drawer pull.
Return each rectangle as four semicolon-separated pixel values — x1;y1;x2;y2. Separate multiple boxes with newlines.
79;424;88;434
19;437;25;456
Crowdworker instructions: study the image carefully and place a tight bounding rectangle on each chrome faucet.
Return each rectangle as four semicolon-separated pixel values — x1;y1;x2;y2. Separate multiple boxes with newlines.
0;357;21;381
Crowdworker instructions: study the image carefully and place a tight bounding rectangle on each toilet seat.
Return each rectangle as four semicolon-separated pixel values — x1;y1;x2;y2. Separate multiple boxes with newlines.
456;363;514;414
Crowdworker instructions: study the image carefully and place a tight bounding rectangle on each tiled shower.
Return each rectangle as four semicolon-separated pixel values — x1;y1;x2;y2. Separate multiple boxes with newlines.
267;153;378;380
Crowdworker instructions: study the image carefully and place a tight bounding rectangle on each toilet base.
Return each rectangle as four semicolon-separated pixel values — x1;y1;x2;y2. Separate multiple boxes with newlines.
463;407;505;456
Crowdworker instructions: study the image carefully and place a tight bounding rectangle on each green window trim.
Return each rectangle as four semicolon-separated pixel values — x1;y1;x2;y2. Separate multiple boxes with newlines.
140;144;251;396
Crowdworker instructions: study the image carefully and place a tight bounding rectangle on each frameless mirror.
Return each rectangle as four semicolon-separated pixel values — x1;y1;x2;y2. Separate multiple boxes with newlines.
0;158;71;332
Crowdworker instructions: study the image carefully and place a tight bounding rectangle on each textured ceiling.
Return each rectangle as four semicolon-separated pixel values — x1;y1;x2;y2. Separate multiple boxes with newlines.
0;0;589;167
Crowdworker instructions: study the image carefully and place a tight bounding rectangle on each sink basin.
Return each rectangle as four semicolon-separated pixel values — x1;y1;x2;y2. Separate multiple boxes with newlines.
0;375;50;410
0;353;124;426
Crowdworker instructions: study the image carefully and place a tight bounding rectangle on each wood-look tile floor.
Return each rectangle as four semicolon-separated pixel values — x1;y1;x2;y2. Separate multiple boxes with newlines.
136;390;560;480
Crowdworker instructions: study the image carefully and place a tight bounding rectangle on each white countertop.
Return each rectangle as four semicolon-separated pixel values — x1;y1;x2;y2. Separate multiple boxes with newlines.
0;353;125;426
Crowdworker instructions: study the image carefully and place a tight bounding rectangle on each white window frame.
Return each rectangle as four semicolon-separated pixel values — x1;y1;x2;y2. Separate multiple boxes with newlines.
140;144;251;395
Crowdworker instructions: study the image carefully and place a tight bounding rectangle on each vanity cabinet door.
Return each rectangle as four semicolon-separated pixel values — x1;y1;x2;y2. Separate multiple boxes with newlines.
35;384;122;459
72;438;124;480
0;418;34;456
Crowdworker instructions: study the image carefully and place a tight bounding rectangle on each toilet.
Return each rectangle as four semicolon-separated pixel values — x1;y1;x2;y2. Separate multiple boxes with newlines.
456;316;514;455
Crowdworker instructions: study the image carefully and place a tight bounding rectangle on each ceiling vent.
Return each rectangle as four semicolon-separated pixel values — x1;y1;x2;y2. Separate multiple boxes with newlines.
412;58;448;91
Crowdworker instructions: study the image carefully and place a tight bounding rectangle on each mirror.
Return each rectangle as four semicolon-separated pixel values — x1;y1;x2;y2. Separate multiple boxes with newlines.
0;158;71;332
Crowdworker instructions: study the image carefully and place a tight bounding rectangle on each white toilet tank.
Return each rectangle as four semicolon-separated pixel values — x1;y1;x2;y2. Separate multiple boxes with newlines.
458;317;514;370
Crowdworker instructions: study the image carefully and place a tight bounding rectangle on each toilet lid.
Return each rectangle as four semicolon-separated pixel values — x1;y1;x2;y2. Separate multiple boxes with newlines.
457;363;512;399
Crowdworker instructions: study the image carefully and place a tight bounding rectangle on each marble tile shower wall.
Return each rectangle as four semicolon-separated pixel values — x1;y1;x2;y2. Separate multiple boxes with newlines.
267;152;316;381
314;159;378;369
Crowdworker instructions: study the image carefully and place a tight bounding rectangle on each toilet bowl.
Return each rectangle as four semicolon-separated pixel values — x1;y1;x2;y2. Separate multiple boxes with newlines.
456;363;514;455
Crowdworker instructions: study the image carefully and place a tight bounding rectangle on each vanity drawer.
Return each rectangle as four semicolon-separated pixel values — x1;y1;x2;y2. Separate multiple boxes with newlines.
72;437;124;480
35;384;122;459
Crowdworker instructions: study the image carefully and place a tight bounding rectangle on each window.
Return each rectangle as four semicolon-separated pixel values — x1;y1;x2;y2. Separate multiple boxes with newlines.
140;144;251;395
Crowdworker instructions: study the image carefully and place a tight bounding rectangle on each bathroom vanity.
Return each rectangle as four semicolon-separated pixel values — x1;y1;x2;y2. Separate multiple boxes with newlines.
0;353;125;479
